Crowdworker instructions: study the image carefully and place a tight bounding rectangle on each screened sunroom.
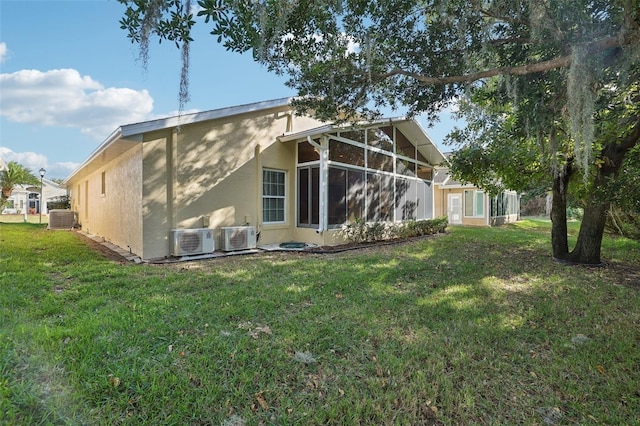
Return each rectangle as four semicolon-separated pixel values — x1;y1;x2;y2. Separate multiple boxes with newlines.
279;119;447;232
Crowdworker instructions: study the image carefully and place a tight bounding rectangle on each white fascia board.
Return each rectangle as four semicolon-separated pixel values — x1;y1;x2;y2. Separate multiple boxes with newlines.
278;116;408;142
121;97;293;138
436;181;477;189
278;124;336;142
400;119;448;166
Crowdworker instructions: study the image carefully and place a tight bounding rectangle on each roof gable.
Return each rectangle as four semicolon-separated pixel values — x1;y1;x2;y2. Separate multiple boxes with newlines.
63;98;294;185
278;117;446;166
120;98;293;138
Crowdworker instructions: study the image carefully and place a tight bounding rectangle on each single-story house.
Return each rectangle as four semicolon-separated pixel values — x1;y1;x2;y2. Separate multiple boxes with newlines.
63;98;448;260
433;166;519;226
0;158;66;216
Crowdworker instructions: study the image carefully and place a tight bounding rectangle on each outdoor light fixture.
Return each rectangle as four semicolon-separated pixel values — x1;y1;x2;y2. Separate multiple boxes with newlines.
39;168;46;224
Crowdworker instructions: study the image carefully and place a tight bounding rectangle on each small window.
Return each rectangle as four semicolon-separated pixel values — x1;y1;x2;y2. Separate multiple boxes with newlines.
101;171;106;195
263;169;286;223
464;190;484;217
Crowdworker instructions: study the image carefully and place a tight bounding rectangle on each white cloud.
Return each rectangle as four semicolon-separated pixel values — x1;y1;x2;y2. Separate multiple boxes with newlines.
0;68;154;139
0;42;8;63
0;147;79;179
0;147;48;171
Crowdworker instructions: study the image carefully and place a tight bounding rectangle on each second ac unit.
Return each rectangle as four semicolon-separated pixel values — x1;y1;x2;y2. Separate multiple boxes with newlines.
171;228;215;256
221;226;257;251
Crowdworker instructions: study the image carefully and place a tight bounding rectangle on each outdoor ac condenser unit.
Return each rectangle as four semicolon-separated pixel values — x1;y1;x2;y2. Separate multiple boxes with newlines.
48;210;76;230
171;228;215;256
221;226;257;251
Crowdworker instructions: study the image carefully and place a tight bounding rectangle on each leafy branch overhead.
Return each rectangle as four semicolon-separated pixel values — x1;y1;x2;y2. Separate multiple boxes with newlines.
118;0;640;121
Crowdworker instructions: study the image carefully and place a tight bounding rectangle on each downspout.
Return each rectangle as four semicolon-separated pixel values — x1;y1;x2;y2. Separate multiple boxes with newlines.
255;144;262;237
306;135;325;234
168;128;178;230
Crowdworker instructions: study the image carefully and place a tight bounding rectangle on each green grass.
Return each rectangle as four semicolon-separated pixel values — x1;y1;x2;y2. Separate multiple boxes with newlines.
1;220;639;425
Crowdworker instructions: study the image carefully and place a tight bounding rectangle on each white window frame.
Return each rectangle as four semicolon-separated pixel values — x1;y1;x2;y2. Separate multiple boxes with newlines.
464;189;485;218
262;168;286;224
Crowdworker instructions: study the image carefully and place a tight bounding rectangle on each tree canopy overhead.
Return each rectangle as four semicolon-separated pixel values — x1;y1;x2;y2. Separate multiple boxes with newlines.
120;0;639;119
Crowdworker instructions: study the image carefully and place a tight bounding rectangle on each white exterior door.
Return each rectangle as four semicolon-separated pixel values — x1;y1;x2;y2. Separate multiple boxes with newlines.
448;194;462;224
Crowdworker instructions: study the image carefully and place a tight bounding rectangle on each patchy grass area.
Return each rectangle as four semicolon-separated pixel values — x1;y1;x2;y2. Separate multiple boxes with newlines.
1;221;639;425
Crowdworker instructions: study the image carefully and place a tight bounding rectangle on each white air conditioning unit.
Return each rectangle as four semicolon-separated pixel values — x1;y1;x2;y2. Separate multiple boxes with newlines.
221;226;257;251
171;228;215;256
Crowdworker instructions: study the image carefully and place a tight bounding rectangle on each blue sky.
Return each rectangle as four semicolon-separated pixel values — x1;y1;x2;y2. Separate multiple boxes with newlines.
1;0;458;180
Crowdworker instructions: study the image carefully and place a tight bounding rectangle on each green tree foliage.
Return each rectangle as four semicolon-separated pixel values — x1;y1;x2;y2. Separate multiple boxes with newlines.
448;77;640;260
605;144;640;239
119;0;639;121
118;0;640;263
47;194;72;210
0;161;39;208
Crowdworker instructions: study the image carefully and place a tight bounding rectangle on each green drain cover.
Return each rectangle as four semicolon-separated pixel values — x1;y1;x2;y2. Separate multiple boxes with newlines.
279;242;307;249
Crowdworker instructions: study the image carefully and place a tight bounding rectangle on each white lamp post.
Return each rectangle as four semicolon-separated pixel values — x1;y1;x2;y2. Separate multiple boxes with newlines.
39;168;46;224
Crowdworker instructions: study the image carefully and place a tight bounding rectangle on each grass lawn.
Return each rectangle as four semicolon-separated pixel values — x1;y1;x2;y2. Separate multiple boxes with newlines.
1;220;639;425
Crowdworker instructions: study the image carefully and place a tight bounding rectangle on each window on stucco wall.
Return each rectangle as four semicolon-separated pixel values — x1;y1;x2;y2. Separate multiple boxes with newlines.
262;169;286;223
464;190;484;217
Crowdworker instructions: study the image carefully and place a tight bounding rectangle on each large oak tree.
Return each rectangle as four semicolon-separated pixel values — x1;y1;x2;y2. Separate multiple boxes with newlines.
118;0;640;264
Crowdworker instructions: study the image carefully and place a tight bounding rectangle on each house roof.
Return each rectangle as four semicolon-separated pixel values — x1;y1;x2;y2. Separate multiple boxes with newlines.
62;97;293;185
278;117;447;166
433;152;476;188
63;97;448;185
434;168;477;188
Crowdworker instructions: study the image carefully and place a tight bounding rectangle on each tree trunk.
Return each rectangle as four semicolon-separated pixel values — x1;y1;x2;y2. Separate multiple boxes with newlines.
565;113;640;265
565;199;609;265
550;167;570;261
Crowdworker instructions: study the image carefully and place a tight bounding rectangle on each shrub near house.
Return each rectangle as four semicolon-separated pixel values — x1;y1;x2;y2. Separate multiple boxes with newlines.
342;217;448;243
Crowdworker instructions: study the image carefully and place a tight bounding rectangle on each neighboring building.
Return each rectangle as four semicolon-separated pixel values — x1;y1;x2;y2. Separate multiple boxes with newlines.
0;158;66;215
63;98;447;260
433;166;519;226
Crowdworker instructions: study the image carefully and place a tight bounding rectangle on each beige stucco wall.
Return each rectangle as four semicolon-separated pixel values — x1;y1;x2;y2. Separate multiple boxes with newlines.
137;107;325;258
68;145;144;254
436;187;489;227
141;132;172;259
434;186;447;218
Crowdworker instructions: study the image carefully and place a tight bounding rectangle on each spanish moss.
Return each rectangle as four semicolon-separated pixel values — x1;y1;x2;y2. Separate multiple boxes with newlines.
567;45;595;180
178;0;192;112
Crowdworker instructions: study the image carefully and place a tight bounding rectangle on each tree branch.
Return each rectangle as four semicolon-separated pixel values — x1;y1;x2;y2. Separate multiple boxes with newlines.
376;33;633;85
